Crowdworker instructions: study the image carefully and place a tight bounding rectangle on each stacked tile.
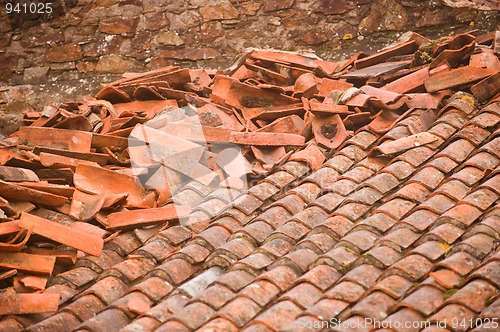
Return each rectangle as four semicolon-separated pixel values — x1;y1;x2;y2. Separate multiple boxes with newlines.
1;29;500;330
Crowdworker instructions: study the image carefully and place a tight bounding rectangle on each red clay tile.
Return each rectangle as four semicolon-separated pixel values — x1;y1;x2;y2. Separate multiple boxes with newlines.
297;233;336;254
257;265;299;292
467;260;500;288
437;140;474;163
14;126;92;153
354;40;417;69
259;238;294;258
341;264;383;290
196;283;236;309
428;269;462;289
386;255;433;281
395;285;445;316
410;241;448;262
0;179;69;207
235;252;274;271
360;245;402;268
74;163;151;208
239;280;280;307
357;213;398;234
396;146;435;167
425;66;497;93
77;308;131;332
81;276;128;305
454;233;496;259
51;266;98;289
394;182;431;203
276;248;318;273
154;320;191;332
340;229;378;253
382;308;425;332
28;311;80;332
429;304;476;330
120;316;161;332
383;66;430;94
437;251;480;276
61;294;106;321
44;284;78;305
153;258;197;285
20;212;103;256
0;251;56;275
144;293;189;323
105;205;189;231
439;204;483;229
0;293;60;315
251;300;302;330
446;279;497;313
348;291;396;321
295;264;342;291
215;270;255;292
323;281;365;303
104;257;155;282
197;318;239;332
371;275;413;299
168;302;216;330
219;296;261;327
307;298;349;322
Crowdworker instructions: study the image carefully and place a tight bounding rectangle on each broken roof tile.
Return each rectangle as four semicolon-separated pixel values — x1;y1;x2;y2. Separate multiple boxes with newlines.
4;28;500;332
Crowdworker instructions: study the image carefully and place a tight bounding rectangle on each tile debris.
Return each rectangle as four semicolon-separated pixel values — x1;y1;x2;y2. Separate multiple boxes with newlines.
0;29;500;331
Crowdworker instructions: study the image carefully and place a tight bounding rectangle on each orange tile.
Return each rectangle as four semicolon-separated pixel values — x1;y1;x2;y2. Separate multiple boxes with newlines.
13;127;92;153
230;132;305;146
0;251;56;275
0;293;60;315
19;212;104;256
105;205;189;231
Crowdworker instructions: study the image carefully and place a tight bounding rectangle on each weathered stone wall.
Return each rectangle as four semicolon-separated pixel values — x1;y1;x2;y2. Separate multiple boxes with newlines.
1;0;498;84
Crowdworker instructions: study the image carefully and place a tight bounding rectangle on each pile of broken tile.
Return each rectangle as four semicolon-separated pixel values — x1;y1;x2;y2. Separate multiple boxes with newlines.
0;29;500;320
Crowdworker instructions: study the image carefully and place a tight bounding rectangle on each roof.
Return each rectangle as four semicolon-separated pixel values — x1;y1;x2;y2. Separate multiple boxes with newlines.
1;30;500;331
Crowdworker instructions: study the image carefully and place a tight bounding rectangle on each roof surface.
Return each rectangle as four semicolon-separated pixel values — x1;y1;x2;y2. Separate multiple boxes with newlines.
0;30;500;332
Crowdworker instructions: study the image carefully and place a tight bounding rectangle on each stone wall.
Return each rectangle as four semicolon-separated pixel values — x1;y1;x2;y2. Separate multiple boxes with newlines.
1;0;499;83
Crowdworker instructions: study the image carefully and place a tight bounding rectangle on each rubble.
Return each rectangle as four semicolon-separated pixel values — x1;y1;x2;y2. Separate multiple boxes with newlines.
0;28;500;322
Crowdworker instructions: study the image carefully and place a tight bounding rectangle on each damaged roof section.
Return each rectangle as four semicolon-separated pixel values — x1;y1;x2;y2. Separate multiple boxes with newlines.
0;28;499;330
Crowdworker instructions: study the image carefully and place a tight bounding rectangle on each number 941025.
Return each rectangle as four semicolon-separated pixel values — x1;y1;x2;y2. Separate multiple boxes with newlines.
5;2;53;14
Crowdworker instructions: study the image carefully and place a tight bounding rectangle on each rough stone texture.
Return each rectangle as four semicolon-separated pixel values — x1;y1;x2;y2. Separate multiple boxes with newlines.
315;0;352;15
95;54;138;72
156;31;184;46
161;48;220;60
200;0;239;21
359;0;409;36
263;0;295;12
23;67;50;82
145;12;170;31
45;44;83;63
99;17;138;34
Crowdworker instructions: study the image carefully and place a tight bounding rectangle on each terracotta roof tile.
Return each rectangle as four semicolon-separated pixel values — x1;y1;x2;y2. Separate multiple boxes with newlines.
155;320;191;332
437;251;480;277
307;298;349;322
76;308;130;331
359;245;402;269
395;285;445;316
6;30;500;331
250;300;302;330
382;308;425;332
198;317;239;332
218;296;261;327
